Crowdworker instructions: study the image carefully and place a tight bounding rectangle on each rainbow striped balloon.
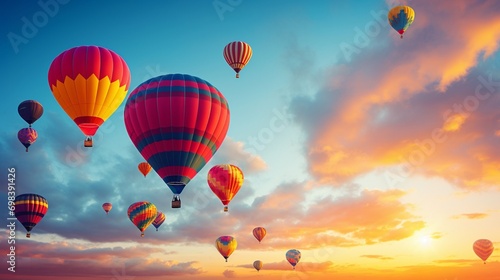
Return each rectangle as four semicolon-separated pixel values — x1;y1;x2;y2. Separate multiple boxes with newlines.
473;239;494;263
207;164;244;212
223;41;252;78
286;249;301;269
14;193;48;238
124;74;230;208
127;201;157;237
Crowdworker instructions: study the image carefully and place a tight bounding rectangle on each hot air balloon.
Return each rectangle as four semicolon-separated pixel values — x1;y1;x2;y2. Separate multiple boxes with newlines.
48;46;131;147
223;41;252;78
127;201;157;237
388;5;415;39
102;202;112;215
14;193;48;238
215;236;237;262
473;239;494;264
124;74;230;208
17;127;38;152
152;211;166;231
207;164;244;212
253;227;267;243
286;249;301;269
138;162;152;177
253;260;263;272
18;100;43;127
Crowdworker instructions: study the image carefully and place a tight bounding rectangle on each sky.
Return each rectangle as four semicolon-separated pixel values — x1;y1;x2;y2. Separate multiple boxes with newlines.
1;0;500;279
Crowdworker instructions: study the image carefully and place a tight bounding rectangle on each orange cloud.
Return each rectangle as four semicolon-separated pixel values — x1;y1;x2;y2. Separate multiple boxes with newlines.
452;212;489;219
360;254;394;260
290;0;500;190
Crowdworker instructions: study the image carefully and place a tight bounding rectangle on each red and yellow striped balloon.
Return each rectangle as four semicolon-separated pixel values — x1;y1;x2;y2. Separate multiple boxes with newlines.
14;193;49;238
223;41;252;78
253;227;267;243
215;236;237;262
473;239;494;263
48;46;131;146
207;164;244;212
127;201;157;237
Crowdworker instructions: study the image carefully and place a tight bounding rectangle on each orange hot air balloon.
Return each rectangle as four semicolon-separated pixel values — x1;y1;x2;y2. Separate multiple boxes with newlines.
253;260;263;272
223;41;252;78
138;162;152;177
48;46;131;147
473;239;494;264
253;227;267;243
215;236;237;262
207;164;244;212
102;202;112;215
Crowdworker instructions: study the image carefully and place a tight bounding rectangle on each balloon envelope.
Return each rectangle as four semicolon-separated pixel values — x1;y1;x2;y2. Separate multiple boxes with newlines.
215;236;237;262
207;164;244;212
127;201;157;237
253;260;263;272
124;74;230;208
102;202;112;214
14;193;48;238
223;41;252;78
388;5;415;38
138;162;152;177
253;227;267;243
286;249;301;269
473;239;494;263
18;127;38;152
152;211;166;231
48;46;131;145
18;100;43;126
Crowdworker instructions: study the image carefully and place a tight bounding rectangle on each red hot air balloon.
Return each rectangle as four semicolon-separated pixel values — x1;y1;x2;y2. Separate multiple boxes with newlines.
253;227;267;243
18;127;38;152
223;41;252;78
102;202;112;215
124;74;230;208
14;193;48;238
473;239;494;264
18;100;43;127
207;164;244;212
48;46;131;147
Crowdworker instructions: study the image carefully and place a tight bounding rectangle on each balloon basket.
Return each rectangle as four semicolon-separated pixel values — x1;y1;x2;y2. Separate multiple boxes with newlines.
84;137;93;147
223;206;228;212
26;233;31;238
172;199;181;208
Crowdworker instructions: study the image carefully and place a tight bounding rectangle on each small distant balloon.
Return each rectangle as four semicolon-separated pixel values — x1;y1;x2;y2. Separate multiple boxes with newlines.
388;5;415;39
14;193;48;238
253;260;263;272
286;249;301;269
127;201;157;237
18;100;43;127
223;41;252;78
138;162;152;177
253;227;267;243
473;239;494;264
152;211;166;231
18;128;38;152
215;236;237;262
102;202;112;215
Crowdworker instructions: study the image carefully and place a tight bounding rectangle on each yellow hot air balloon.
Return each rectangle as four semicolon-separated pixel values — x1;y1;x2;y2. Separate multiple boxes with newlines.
215;236;237;262
388;5;415;39
48;46;131;147
207;164;244;212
